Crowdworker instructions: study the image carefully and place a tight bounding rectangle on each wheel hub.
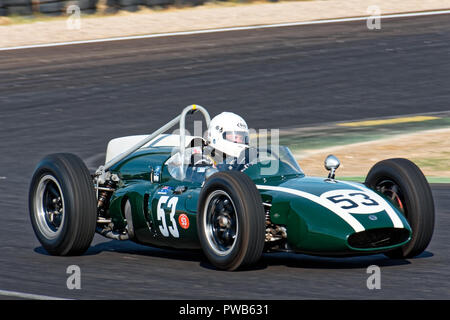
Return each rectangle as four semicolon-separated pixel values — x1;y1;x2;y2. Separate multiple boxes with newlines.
34;175;65;240
377;179;405;214
204;190;238;256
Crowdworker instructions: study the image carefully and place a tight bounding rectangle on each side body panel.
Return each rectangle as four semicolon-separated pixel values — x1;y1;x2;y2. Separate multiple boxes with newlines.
108;148;202;250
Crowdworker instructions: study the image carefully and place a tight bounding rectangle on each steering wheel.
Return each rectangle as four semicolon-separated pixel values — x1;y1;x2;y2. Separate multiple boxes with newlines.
193;157;213;167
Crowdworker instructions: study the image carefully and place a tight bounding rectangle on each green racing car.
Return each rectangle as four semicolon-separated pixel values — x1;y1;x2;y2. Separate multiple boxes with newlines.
28;105;435;270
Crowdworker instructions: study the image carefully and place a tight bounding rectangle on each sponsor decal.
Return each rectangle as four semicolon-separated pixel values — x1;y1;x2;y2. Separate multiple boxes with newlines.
237;122;247;129
157;186;174;195
153;165;161;182
178;213;190;230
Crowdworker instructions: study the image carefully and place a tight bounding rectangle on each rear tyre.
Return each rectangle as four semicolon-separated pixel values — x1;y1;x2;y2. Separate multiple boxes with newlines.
365;158;435;258
197;171;265;271
29;153;97;256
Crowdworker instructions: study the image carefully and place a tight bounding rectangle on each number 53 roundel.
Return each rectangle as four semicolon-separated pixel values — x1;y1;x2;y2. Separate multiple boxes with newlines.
157;196;180;238
320;189;390;214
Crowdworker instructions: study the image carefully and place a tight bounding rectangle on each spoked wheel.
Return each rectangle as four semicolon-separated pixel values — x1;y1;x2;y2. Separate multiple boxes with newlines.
198;171;265;271
365;158;435;259
29;153;97;256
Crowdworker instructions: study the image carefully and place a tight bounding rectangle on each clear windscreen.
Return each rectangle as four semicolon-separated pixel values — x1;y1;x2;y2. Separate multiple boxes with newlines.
165;145;303;182
235;146;303;178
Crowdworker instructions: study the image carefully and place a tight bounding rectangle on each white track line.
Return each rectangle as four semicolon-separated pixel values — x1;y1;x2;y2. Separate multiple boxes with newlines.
1;9;450;51
0;289;72;300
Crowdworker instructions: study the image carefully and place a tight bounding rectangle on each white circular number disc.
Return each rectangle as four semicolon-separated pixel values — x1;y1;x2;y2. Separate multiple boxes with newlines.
320;189;390;214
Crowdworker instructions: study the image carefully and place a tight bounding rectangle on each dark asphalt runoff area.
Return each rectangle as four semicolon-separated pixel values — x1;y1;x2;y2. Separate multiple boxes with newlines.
0;14;449;299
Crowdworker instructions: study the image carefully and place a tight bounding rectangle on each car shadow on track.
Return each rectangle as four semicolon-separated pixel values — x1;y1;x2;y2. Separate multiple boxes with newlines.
33;239;433;272
34;240;203;261
265;250;434;269
259;253;408;270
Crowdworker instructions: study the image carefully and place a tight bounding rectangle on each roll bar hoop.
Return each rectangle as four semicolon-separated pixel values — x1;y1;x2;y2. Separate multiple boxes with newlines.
95;104;211;183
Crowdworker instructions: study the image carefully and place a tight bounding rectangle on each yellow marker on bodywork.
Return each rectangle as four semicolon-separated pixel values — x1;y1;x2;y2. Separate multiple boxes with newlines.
338;116;440;127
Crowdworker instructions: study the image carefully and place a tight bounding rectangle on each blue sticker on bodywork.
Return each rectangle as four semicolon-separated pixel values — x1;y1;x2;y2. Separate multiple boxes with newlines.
157;186;174;195
153;166;162;182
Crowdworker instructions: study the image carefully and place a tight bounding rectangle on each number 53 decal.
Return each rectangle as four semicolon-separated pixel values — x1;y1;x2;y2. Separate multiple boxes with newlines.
157;196;179;238
320;189;388;214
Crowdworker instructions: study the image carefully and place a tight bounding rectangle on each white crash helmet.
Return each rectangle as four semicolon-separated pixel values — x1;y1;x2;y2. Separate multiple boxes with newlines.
207;112;249;158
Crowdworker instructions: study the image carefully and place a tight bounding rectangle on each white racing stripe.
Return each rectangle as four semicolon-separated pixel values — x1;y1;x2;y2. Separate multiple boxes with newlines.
1;10;450;51
0;289;71;300
256;184;365;232
342;181;404;229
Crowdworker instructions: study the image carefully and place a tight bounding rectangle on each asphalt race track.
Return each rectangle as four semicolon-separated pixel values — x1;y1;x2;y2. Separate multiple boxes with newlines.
0;14;450;299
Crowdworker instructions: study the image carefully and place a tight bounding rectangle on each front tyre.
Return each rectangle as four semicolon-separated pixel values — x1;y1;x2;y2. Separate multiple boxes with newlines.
198;171;265;271
365;158;435;258
29;153;97;256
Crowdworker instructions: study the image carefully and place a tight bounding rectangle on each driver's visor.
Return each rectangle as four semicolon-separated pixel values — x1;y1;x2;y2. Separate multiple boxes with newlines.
223;131;249;145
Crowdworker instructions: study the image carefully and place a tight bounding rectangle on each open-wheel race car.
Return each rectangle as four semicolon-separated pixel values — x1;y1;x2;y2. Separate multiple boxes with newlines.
29;105;435;270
